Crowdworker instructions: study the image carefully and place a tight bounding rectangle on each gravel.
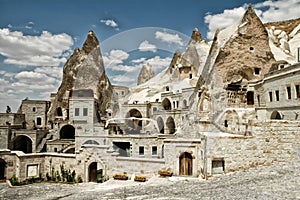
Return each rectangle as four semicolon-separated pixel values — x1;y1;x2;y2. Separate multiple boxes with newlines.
0;161;299;200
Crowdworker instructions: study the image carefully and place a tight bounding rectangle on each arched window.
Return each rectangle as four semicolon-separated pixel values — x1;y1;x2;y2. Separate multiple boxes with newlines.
13;135;32;153
157;117;164;134
60;125;75;139
162;98;172;110
57;107;63;116
270;111;282;120
166;116;176;134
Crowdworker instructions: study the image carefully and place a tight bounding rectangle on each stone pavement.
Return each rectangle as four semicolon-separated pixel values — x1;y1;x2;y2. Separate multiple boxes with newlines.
0;161;299;200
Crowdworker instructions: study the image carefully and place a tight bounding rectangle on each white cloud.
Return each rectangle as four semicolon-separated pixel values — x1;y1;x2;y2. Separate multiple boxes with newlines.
0;28;74;67
112;75;135;83
103;49;136;72
155;31;183;46
15;71;57;85
204;0;300;40
255;0;300;22
131;57;147;63
138;40;157;52
34;66;63;79
100;19;118;28
145;56;172;71
205;7;246;40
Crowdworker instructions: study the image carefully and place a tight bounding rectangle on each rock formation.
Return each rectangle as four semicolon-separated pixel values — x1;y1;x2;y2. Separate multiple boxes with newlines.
137;63;155;85
48;30;113;122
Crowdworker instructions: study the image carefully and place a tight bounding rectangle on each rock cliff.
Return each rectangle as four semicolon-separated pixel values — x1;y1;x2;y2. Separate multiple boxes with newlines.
48;30;112;122
137;63;155;85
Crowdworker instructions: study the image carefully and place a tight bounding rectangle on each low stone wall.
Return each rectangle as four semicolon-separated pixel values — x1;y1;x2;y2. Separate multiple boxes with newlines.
206;120;300;176
113;157;165;177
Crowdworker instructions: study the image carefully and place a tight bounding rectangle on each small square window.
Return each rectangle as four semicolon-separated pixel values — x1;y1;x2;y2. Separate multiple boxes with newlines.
32;107;36;112
254;68;260;75
139;146;144;156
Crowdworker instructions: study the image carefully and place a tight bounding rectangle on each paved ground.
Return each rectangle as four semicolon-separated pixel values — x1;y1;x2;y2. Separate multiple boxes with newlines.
0;160;299;200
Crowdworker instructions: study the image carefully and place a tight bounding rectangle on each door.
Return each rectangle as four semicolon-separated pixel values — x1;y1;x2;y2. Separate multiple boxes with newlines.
179;152;193;176
88;162;97;182
0;159;6;180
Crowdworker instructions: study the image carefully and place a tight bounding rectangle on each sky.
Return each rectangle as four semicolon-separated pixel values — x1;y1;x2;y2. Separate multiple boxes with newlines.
0;0;299;112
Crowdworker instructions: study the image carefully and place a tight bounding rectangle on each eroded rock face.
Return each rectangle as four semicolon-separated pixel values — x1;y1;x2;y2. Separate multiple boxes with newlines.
212;5;275;88
48;30;112;121
137;63;155;85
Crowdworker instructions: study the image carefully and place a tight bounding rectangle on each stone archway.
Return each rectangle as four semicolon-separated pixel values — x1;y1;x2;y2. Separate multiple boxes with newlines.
60;125;75;139
157;117;164;134
271;110;282;120
88;162;97;182
166;116;176;134
126;109;143;134
179;152;193;176
13;135;32;153
162;98;172;110
0;159;6;180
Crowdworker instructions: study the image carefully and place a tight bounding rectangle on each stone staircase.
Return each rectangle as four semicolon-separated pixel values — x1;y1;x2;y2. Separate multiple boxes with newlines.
36;131;54;152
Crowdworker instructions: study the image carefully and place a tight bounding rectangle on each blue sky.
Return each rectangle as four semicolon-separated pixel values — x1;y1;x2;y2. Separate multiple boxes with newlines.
0;0;299;112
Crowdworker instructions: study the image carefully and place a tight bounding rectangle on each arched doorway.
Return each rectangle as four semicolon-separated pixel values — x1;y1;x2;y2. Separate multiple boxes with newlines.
13;135;32;153
157;117;164;134
162;98;172;110
271;111;282;120
60;125;75;139
57;107;63;117
0;159;6;180
126;109;143;134
179;152;193;176
88;162;97;182
166;117;176;134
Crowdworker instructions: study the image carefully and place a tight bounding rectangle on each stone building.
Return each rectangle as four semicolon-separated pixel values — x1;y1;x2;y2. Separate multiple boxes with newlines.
0;5;300;183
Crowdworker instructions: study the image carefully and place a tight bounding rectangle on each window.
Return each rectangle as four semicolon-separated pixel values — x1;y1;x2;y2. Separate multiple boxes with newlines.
296;85;300;98
32;107;36;112
286;86;291;99
83;108;88;116
75;108;79;116
189;74;192;79
121;91;124;95
166;86;169;91
36;117;42;126
139;146;144;156
254;68;260;75
224;120;228;128
152;146;157;155
176;101;179;108
257;95;260;107
269;92;273;102
54;148;57;152
153;107;157;112
275;90;279;101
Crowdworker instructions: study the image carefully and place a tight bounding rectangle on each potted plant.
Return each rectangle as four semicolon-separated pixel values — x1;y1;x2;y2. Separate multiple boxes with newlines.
134;175;147;182
158;169;173;177
113;173;128;180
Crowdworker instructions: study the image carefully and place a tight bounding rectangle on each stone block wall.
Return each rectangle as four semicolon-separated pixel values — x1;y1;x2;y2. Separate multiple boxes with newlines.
206;120;300;176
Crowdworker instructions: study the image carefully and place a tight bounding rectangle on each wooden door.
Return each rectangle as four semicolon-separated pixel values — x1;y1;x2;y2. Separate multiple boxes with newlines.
179;152;193;176
88;162;97;182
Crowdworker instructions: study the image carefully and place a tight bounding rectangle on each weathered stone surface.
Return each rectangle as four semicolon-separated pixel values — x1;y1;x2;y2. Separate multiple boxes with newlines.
48;30;113;121
137;63;155;85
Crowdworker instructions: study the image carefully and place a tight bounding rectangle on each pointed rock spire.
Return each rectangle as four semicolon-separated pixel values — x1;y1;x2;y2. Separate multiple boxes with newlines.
137;63;155;85
190;28;203;44
82;30;100;54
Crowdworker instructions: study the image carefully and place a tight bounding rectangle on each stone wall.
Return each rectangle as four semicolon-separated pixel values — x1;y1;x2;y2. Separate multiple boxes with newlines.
205;120;300;176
